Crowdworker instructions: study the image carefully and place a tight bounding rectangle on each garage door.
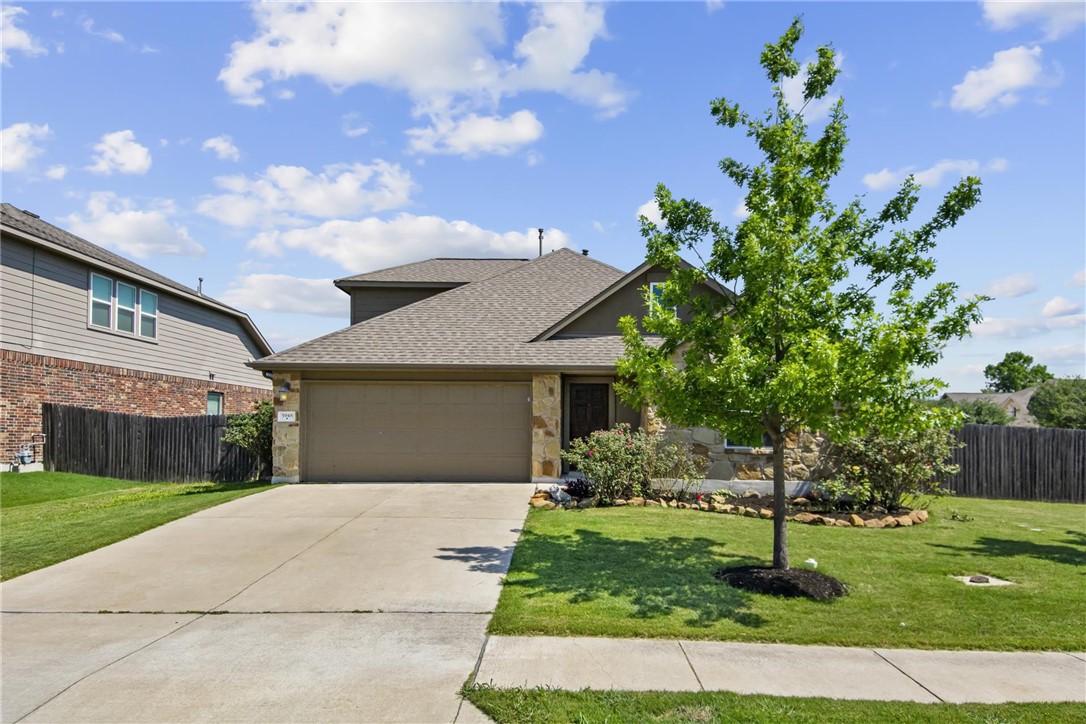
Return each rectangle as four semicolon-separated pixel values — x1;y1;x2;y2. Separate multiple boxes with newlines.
304;382;531;482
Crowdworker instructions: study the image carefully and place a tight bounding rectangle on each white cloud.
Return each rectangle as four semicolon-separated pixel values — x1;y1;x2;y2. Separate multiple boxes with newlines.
636;199;662;227
781;52;844;122
1042;296;1083;318
87;130;152;175
218;274;345;317
197;160;415;228
1033;343;1086;367
79;16;124;43
64;193;204;259
733;199;751;220
218;2;628;156
706;0;725;14
1;122;50;172
341;113;369;138
201;135;241;162
246;214;571;272
45;164;67;180
862;158;1008;191
982;1;1086;41
2;6;46;65
950;45;1059;114
984;272;1037;298
972;314;1085;339
1071;269;1086;287
407;110;543;157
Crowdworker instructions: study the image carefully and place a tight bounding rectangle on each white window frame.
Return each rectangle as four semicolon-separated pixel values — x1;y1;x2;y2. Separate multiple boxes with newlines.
115;281;137;334
139;290;158;339
207;391;224;416
87;272;159;341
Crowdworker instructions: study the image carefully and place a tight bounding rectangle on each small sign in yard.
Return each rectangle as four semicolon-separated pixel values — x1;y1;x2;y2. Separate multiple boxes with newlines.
277;411;297;423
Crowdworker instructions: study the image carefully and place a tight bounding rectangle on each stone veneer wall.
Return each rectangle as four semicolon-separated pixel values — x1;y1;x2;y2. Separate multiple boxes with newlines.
271;372;301;483
665;425;834;482
531;374;562;480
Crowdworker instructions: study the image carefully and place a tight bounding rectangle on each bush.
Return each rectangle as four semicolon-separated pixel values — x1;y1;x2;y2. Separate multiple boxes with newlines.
937;398;1012;425
561;424;704;502
1028;378;1086;429
223;400;274;475
823;422;961;511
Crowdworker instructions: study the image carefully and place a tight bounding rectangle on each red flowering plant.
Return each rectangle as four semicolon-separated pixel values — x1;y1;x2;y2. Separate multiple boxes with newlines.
823;411;962;512
561;423;703;503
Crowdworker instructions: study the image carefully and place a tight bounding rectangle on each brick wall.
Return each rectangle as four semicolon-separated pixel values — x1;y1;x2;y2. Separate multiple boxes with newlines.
0;350;272;463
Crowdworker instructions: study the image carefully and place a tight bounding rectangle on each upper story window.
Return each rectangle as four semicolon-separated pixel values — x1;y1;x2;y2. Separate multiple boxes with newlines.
88;273;158;340
648;282;676;315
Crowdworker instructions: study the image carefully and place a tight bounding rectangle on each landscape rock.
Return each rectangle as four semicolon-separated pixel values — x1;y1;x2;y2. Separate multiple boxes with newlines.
723;504;736;513
709;503;727;513
758;508;774;519
613;499;628;506
531;498;553;509
864;518;884;528
793;512;818;524
668;499;679;508
849;514;865;527
743;507;759;517
792;497;810;506
677;502;690;509
629;497;645;506
834;519;851;527
895;515;913;527
577;497;598;509
820;516;836;526
880;516;898;528
910;509;929;524
645;499;661;507
698;502;710;511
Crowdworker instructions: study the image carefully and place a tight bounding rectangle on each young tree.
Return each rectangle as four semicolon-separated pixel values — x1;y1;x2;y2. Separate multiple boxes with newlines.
1028;378;1086;429
618;18;985;570
937;398;1012;425
983;351;1053;392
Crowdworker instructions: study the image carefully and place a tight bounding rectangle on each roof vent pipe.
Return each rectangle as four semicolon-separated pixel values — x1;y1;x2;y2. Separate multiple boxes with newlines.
538;228;544;258
582;249;589;256
197;277;203;295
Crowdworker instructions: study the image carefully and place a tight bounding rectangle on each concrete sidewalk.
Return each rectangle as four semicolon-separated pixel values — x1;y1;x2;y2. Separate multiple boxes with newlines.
475;636;1086;704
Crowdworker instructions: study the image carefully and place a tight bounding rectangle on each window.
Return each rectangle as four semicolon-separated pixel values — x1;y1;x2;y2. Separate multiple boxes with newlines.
90;274;112;328
207;392;224;416
88;274;158;340
116;282;137;334
139;290;158;338
648;282;677;316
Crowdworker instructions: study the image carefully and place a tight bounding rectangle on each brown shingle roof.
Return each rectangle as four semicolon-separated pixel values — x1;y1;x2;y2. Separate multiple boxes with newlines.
1;203;273;356
255;248;631;370
335;257;529;286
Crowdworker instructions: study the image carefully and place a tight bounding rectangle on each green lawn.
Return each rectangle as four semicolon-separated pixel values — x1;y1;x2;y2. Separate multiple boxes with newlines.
463;687;1086;724
490;496;1086;651
1;471;274;580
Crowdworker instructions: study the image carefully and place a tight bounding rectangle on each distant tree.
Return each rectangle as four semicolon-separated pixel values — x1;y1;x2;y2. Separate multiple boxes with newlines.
617;18;985;570
1028;378;1086;429
938;398;1011;425
983;351;1052;392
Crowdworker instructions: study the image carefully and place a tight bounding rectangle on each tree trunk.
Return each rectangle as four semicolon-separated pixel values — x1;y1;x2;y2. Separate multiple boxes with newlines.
772;429;789;569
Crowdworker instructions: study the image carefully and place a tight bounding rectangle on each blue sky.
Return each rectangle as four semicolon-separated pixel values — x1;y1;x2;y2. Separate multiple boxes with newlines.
3;1;1083;390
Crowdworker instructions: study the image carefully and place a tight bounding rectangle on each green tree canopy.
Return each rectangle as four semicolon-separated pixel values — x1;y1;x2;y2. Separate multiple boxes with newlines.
937;398;1012;426
1028;378;1086;429
983;351;1052;392
618;18;985;569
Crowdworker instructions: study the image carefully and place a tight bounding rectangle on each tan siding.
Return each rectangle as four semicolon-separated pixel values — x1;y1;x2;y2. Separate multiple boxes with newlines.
1;236;269;389
349;287;447;324
562;267;717;336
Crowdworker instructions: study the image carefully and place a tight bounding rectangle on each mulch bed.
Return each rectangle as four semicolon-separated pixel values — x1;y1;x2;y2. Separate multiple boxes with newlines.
733;493;910;523
714;565;847;601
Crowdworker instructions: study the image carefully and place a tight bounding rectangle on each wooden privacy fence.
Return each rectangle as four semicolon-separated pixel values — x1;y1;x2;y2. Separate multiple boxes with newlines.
42;404;260;483
944;424;1086;504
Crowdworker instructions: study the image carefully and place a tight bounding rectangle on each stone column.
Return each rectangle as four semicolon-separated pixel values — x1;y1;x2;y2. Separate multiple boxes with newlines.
271;372;301;484
531;373;562;483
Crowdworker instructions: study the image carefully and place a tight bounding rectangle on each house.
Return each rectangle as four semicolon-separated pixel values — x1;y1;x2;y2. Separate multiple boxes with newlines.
252;248;824;484
941;389;1038;427
0;203;274;464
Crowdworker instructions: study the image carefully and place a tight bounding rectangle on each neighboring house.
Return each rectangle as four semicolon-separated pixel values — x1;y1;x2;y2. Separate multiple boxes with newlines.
942;389;1038;427
253;248;811;484
0;204;274;463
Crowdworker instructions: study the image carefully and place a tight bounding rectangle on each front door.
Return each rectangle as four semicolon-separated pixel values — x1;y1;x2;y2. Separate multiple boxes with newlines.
568;383;610;443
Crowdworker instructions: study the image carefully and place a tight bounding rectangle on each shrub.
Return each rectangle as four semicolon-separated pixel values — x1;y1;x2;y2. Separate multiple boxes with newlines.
561;424;704;502
562;477;594;499
936;398;1012;426
223;400;274;476
823;422;961;511
1028;378;1086;429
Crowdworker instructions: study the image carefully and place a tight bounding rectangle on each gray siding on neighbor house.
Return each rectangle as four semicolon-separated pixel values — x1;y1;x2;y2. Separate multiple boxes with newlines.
349;287;449;325
561;267;718;336
0;236;270;389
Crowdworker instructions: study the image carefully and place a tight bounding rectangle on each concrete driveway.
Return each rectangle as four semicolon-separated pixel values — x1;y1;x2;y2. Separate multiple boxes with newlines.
1;483;533;723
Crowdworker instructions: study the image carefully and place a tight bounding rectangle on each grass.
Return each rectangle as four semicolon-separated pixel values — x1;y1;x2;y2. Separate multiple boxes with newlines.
488;496;1086;651
1;471;274;580
463;687;1086;724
